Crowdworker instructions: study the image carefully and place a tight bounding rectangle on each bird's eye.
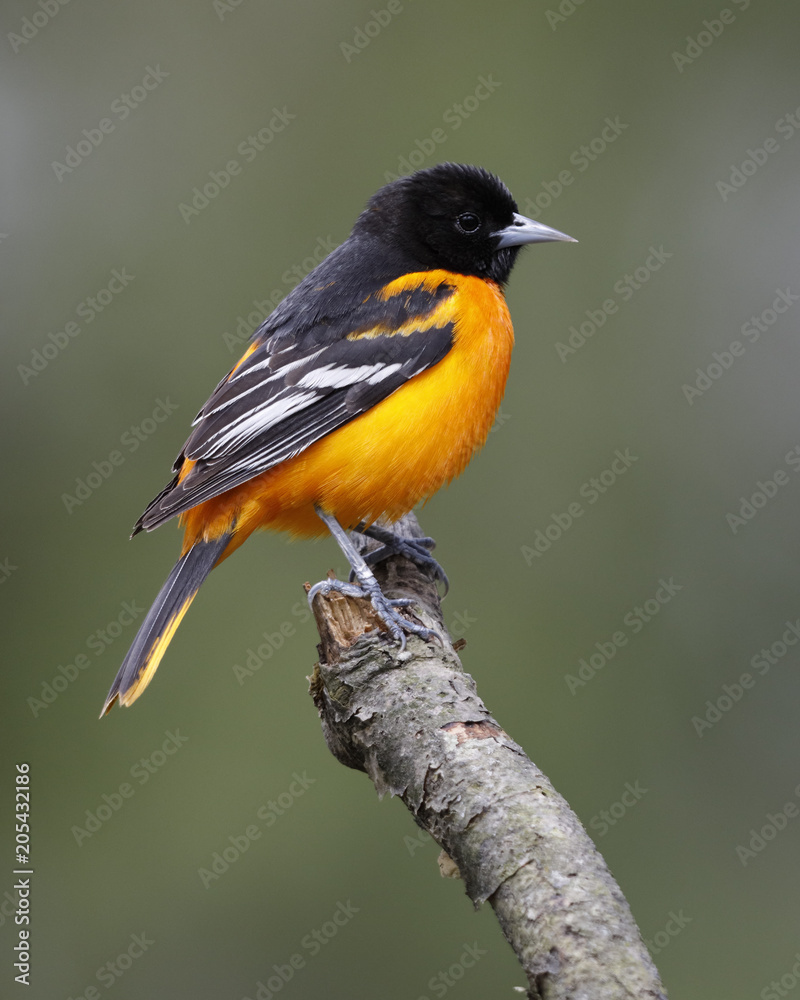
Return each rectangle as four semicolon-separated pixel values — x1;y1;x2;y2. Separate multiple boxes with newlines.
455;212;481;234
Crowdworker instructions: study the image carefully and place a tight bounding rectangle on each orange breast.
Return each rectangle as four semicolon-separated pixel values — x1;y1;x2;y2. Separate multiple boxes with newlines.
181;271;514;549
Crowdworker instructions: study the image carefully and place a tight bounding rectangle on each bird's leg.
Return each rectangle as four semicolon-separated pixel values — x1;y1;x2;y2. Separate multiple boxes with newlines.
350;522;449;596
308;506;436;649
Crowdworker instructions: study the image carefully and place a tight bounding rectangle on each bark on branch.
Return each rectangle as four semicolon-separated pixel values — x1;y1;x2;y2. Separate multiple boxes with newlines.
307;513;667;1000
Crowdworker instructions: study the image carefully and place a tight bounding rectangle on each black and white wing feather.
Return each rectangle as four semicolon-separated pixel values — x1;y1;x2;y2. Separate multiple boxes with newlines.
134;254;456;533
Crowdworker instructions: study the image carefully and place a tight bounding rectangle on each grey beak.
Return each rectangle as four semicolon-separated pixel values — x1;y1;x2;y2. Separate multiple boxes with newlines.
494;212;577;248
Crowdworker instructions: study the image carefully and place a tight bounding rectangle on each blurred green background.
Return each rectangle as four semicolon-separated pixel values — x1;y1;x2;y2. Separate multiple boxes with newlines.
2;1;799;997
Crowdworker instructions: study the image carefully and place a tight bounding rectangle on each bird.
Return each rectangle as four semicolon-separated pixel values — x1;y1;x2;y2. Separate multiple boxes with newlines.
100;162;575;715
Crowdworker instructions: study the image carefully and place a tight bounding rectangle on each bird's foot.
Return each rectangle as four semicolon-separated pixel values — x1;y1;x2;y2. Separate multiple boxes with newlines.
307;576;436;651
352;525;449;595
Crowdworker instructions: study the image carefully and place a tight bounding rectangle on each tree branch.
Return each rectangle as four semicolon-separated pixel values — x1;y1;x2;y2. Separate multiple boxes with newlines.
307;513;667;999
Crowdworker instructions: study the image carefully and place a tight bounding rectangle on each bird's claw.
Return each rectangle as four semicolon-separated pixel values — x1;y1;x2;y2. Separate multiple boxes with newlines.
349;531;450;596
308;576;437;650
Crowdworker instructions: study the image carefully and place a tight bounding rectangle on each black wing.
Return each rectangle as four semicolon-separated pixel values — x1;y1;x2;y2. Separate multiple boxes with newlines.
135;245;457;532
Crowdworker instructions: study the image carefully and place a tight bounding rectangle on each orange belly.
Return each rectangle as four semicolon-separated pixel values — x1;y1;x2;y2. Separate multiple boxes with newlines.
180;272;514;554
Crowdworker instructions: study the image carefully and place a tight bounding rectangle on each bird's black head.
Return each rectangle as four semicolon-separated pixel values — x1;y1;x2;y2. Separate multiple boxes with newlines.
352;163;575;286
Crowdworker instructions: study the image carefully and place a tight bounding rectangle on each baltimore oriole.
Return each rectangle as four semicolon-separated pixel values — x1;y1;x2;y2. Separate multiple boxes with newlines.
101;163;575;715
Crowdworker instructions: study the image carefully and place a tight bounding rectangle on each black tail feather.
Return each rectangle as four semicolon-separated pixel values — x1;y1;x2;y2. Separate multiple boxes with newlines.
100;531;232;715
